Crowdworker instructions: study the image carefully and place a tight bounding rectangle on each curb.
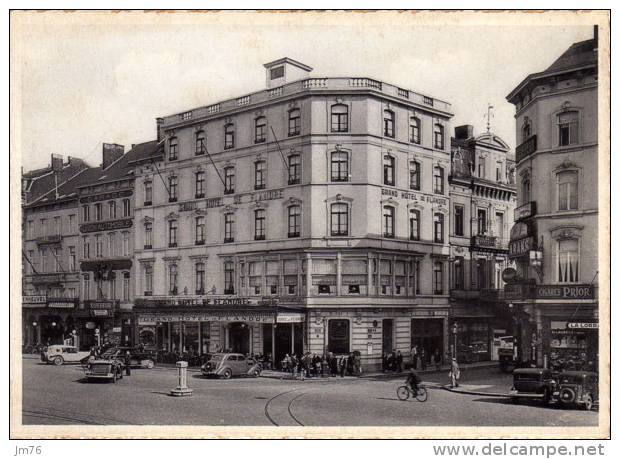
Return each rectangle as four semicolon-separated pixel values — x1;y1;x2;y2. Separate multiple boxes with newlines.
441;384;509;397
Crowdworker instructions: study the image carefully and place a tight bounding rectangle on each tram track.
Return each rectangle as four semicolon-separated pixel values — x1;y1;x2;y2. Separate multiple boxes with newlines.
263;388;305;426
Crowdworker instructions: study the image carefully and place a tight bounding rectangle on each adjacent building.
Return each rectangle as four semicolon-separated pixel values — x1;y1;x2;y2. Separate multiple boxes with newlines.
506;32;598;370
449;125;517;363
131;58;454;370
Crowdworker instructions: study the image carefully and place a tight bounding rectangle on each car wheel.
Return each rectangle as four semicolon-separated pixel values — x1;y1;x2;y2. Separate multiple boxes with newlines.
53;356;63;366
223;368;233;379
583;394;593;411
144;360;155;369
253;368;261;378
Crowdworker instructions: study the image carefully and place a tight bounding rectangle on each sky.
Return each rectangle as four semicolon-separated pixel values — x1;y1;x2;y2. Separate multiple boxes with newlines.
13;12;595;170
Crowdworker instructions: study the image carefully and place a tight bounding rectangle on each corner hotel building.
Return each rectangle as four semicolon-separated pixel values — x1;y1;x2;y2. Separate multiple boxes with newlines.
132;58;454;370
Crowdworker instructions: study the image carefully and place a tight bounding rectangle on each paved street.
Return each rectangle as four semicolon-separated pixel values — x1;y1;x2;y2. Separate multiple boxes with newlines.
21;357;597;427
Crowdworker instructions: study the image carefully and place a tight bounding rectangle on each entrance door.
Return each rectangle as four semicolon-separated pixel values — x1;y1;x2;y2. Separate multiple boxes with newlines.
382;319;394;354
411;319;444;367
228;323;250;354
328;319;350;355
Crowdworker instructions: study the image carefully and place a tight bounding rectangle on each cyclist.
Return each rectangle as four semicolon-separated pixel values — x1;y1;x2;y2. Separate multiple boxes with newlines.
405;368;422;396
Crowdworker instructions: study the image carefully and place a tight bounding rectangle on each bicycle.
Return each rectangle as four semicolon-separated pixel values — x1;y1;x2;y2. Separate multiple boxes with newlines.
397;384;428;402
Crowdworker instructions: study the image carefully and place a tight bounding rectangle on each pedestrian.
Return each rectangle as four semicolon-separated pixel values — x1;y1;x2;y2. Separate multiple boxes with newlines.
382;353;388;372
339;354;347;377
433;349;442;371
420;348;427;371
411;345;418;370
124;350;131;376
329;353;338;376
449;358;460;388
396;350;403;373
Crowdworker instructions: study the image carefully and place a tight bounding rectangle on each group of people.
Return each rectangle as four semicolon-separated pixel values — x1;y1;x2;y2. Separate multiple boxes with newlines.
383;347;444;373
281;352;362;378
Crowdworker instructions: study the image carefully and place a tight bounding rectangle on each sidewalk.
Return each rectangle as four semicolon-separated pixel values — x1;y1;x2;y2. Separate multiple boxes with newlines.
442;383;510;397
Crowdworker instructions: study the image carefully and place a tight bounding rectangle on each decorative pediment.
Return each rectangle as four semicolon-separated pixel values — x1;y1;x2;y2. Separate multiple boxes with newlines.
288;100;298;108
141;215;153;224
407;202;425;211
288;197;302;206
380;197;399;207
554;159;580;172
194;124;205;132
550;225;584;240
165;211;179;221
254;108;264;117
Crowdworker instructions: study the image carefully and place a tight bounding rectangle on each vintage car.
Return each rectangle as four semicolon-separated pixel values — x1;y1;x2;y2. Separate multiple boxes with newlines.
84;359;125;382
200;353;262;379
553;371;598;410
509;368;557;405
100;347;156;369
41;345;91;366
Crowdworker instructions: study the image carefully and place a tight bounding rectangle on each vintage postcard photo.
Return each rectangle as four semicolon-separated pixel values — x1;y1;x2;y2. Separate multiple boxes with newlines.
9;10;610;439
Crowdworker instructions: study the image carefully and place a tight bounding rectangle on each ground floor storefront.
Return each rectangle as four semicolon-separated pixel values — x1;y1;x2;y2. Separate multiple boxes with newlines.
22;296;81;348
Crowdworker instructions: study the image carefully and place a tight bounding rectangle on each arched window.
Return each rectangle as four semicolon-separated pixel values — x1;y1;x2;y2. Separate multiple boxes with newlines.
288;154;301;185
383;155;395;186
224;166;235;194
383;206;395;238
433;213;444;243
288;109;301;136
558;111;579;146
433;124;445;149
433;166;444;195
409;161;421;190
254;160;266;190
410;117;421;144
558;239;579;283
195;130;205;155
330;104;349;132
168;264;178;295
330;203;349;236
330;151;349;182
558;170;578;210
224;123;235;149
168;136;178;161
288;205;301;238
522;176;531;204
383;110;395;138
409;209;420;241
255;117;267;143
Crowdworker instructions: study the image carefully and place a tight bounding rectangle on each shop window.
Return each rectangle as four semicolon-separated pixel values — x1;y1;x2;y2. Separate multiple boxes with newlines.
328;319;350;354
312;258;336;295
558;238;579;283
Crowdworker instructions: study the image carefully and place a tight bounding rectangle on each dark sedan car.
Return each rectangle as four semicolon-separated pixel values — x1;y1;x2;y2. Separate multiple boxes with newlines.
100;347;156;369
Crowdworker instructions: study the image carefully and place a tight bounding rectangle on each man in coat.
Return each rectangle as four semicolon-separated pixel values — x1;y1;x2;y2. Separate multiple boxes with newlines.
396;350;404;372
124;350;131;376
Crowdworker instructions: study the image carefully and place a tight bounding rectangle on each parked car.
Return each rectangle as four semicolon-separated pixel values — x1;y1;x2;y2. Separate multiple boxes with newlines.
84;358;125;383
41;345;91;366
509;368;557;405
553;371;598;410
200;353;262;379
100;347;156;369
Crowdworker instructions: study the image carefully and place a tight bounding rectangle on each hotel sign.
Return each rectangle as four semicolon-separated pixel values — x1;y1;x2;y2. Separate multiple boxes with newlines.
536;284;594;300
138;312;275;324
135;296;264;308
80;218;133;234
79;189;133;204
23;295;46;307
47;298;77;309
382;188;448;206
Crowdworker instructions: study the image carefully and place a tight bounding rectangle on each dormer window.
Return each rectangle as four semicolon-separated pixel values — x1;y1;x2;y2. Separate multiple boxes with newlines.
270;66;284;80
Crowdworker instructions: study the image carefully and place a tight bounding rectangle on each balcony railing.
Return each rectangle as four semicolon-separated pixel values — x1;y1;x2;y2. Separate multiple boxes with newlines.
36;234;62;245
471;235;509;250
516;135;537;163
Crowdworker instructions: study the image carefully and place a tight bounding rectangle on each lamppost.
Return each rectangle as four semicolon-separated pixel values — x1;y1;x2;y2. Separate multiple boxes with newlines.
32;321;38;346
452;321;458;362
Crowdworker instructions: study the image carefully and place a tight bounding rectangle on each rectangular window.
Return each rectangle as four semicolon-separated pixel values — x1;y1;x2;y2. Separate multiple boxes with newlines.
95;235;103;258
288;109;301;136
454;205;464;236
434;213;444;243
330;203;348;236
94;203;102;221
383;155;395;186
144;222;152;248
224;167;235;194
288;205;301;238
82;205;90;222
144;181;153;205
558;111;579;146
54;216;61;235
83;275;90;300
108;201;117;220
53;248;61;272
195;217;205;245
195;171;205;198
496;162;503;182
168;177;178;202
454;257;464;290
270;66;284;80
495;212;504;240
433;166;444;195
288;155;301;185
195;131;205;155
224;213;235;243
383;206;395;238
108;233;115;257
254;161;266;190
169;137;178;161
409;210;420;241
478;157;486;179
331;151;349;182
384;110;395;138
224;261;235;294
477;209;487;235
195;263;205;294
123;272;130;301
331;105;349;132
224;124;235;150
122;199;130;217
410;117;421;144
144;265;153;294
409;161;420;190
122;232;130;256
433;262;444;294
168;220;178;247
255;118;267;143
558;171;578;210
434;124;444;149
558;239;579;283
82;236;90;259
254;209;266;240
40;218;47;237
68;214;76;233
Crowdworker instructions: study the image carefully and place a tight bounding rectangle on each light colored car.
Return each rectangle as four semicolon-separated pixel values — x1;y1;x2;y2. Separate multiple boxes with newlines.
201;353;262;379
41;345;91;366
84;359;124;382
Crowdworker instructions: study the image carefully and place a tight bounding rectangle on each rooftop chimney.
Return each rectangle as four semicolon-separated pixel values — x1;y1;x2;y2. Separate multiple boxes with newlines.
454;125;474;140
102;143;124;170
156;118;165;142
